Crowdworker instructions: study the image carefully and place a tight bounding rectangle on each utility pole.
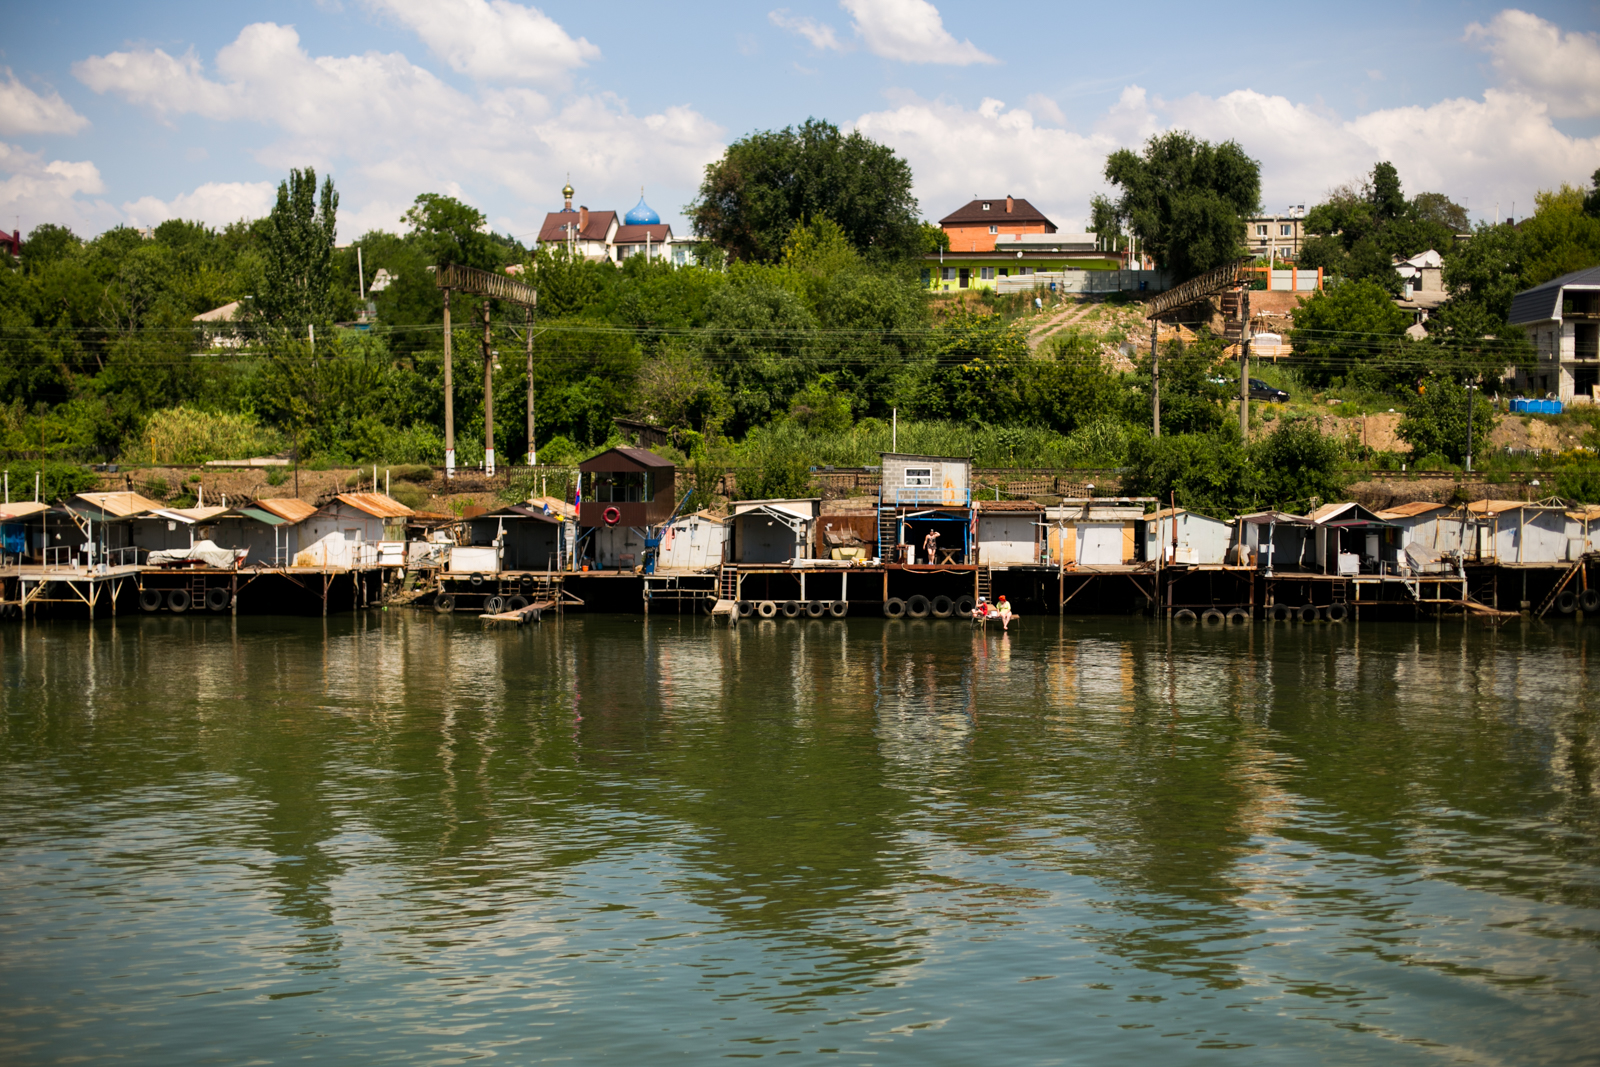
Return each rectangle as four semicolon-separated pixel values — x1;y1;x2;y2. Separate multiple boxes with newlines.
1151;320;1161;438
1239;289;1251;439
443;288;455;480
482;299;495;477
1464;378;1475;474
525;304;536;466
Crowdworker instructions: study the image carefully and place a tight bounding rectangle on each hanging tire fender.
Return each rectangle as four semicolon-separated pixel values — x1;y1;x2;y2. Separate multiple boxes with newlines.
883;597;906;619
139;589;163;613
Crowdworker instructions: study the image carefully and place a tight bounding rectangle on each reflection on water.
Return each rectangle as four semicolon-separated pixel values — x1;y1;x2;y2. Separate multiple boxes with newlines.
1;614;1596;1064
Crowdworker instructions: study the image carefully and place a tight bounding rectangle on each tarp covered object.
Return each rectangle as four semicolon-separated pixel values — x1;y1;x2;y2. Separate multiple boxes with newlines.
147;539;248;569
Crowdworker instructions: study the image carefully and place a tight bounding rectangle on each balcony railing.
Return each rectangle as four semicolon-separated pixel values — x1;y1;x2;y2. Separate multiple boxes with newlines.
883;487;972;507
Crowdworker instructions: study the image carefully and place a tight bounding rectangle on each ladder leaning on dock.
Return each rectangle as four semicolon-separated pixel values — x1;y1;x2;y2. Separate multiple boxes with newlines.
1534;559;1585;618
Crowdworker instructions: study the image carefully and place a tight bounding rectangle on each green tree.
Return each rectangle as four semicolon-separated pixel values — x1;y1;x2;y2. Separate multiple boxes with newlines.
1122;429;1252;516
1250;418;1346;512
1518;183;1600;287
1396;376;1494;465
1289;279;1411;388
402;192;499;270
254;167;339;331
1101;131;1261;281
688;118;921;264
1411;191;1471;234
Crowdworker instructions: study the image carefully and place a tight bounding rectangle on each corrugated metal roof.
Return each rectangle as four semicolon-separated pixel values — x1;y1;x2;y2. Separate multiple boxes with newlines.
0;501;49;519
1566;505;1600;521
237;506;288;526
72;491;164;517
255;498;318;523
335;492;415;519
578;445;675;471
1508;266;1600;325
976;499;1043;511
167;505;229;523
1376;500;1454;519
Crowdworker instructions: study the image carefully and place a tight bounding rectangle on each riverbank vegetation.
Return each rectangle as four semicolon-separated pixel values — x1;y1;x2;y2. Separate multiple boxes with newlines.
3;135;1600;511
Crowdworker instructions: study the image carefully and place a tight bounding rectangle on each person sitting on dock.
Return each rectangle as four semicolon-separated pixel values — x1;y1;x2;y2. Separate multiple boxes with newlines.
997;595;1013;631
922;529;940;565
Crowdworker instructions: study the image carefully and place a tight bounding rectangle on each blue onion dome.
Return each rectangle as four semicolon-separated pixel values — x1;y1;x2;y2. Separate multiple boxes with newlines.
625;192;660;226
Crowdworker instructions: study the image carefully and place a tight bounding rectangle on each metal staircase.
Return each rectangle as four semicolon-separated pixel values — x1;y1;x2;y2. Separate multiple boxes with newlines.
878;507;898;562
976;565;993;603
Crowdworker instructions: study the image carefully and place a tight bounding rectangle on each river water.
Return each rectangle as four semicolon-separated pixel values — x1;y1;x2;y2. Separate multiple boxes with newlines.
1;613;1596;1065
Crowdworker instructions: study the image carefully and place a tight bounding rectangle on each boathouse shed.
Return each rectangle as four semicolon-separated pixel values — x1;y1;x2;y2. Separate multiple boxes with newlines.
1140;507;1232;565
1466;499;1578;562
974;499;1041;566
1045;498;1151;566
1307;501;1397;574
1236;511;1314;571
730;498;821;564
879;452;970;508
466;503;564;571
1375;501;1466;553
577;446;676;528
293;493;413;568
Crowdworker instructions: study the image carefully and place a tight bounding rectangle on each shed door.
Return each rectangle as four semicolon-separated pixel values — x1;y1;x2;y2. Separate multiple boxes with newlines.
741;517;799;563
1078;524;1122;565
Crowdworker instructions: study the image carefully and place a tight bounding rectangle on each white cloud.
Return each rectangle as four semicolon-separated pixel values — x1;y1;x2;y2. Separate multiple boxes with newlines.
770;9;847;52
123;181;277;229
0;70;90;135
841;0;996;66
363;0;598;82
73;23;723;239
0;142;118;234
1467;9;1600;118
854;82;1600;230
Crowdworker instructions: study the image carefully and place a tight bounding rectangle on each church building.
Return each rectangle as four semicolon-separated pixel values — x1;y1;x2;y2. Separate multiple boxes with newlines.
537;183;677;264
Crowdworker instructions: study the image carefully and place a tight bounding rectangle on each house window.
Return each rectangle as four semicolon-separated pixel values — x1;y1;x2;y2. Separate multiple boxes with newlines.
905;467;933;487
998;268;1008;277
982;203;991;210
989;225;997;234
1256;224;1268;236
1019;266;1034;276
942;267;956;281
1280;224;1292;236
980;267;995;280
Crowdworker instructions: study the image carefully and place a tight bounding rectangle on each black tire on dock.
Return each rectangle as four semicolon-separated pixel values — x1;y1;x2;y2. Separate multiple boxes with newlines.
1298;604;1320;623
1583;589;1600;614
829;600;849;618
205;587;231;612
955;594;975;617
484;596;504;614
1201;608;1226;625
1270;603;1292;622
1325;603;1348;623
1227;608;1251;625
507;595;528;611
519;574;535;590
1173;608;1198;623
782;600;802;618
805;600;826;617
1558;590;1578;614
469;573;485;587
931;595;954;618
906;594;931;618
167;588;191;614
757;600;778;618
434;594;455;614
139;589;162;613
884;597;907;618
737;600;755;618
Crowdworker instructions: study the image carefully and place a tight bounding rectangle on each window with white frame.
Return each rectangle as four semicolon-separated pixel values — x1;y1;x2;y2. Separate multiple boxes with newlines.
982;203;991;211
989;225;997;234
1280;224;1292;236
942;267;956;281
1019;266;1035;275
1256;224;1268;236
904;467;933;487
980;267;995;280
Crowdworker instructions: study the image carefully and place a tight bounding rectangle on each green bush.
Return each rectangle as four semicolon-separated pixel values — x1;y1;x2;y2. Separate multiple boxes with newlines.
388;483;428;510
3;460;98;503
1555;465;1600;503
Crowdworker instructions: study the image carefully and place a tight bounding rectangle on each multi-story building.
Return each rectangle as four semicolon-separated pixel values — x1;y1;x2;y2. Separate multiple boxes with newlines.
1509;266;1600;403
1245;208;1307;261
938;195;1056;252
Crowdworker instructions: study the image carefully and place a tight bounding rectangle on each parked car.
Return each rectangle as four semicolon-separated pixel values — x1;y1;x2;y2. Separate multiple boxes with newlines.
1249;378;1290;402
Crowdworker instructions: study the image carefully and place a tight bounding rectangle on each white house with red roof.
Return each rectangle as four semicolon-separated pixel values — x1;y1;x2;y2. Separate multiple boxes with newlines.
537;183;681;265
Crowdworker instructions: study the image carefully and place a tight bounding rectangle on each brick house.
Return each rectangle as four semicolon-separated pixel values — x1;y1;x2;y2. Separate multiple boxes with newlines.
939;195;1056;253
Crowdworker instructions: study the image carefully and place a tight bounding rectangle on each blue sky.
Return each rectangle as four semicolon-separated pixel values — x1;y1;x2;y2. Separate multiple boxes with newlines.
3;1;1598;243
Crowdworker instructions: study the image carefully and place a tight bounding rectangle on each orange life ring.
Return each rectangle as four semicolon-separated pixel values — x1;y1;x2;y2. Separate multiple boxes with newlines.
603;506;621;526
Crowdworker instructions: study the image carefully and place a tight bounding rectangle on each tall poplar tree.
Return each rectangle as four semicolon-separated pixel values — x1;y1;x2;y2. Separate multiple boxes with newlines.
254;167;339;330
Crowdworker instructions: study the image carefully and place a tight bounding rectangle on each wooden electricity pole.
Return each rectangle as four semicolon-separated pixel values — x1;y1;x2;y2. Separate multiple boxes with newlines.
525;305;536;466
431;264;537;480
482;299;495;476
442;288;455;479
1239;289;1251;439
1151;320;1160;438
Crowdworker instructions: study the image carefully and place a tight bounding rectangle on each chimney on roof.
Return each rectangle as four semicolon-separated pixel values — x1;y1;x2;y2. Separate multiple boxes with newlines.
1006;195;1014;214
579;205;588;234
